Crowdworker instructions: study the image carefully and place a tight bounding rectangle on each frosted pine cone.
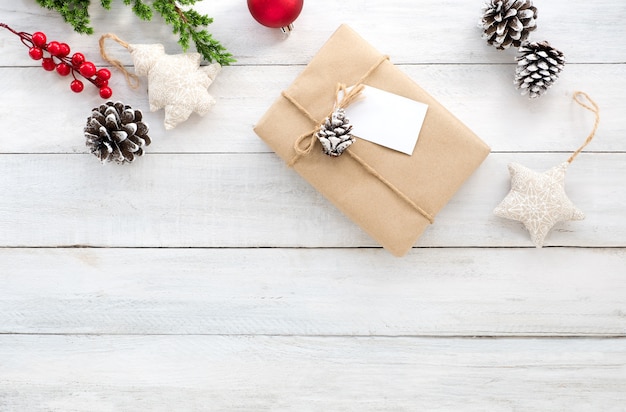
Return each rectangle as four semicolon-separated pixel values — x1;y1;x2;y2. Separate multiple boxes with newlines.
85;101;151;164
481;0;538;50
515;41;565;98
316;108;355;157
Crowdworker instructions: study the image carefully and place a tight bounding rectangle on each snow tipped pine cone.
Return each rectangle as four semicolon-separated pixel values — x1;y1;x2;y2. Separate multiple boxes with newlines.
515;40;565;98
85;101;151;164
481;0;538;50
316;108;355;157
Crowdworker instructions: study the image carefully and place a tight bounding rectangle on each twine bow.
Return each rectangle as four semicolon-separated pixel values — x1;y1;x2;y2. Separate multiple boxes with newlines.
284;82;366;166
281;55;435;224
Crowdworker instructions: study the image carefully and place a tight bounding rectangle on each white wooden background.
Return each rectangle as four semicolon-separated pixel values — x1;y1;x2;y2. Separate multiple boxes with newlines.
1;0;625;410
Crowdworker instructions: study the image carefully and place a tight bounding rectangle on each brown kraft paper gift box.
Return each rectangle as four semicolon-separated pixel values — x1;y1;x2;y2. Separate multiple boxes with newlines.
253;24;490;256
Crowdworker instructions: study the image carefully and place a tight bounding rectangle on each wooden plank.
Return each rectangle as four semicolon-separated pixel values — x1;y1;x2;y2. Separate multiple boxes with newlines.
0;153;623;248
0;64;624;154
0;1;624;410
2;0;624;65
1;248;624;336
0;335;624;411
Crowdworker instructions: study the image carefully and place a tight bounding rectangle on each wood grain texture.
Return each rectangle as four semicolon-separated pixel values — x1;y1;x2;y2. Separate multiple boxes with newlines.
1;64;624;154
0;153;623;248
1;248;625;336
2;0;625;65
1;335;625;411
0;0;624;409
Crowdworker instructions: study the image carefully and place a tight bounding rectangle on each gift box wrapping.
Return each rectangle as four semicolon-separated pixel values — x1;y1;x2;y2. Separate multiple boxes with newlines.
253;24;490;256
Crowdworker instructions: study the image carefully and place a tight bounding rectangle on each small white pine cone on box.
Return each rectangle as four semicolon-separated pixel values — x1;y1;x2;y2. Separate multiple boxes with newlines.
316;108;355;157
515;40;565;98
85;101;151;164
480;0;538;50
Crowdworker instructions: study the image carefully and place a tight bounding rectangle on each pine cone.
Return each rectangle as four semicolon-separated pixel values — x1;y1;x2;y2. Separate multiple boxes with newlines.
85;101;151;164
514;41;565;98
316;108;355;157
481;0;538;50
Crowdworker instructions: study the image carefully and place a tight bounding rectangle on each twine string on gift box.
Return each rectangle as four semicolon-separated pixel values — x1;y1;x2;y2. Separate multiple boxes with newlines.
281;55;435;224
99;33;141;89
567;91;600;164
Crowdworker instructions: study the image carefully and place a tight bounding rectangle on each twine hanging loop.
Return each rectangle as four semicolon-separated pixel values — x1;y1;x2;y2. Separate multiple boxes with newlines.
567;91;600;164
99;33;140;89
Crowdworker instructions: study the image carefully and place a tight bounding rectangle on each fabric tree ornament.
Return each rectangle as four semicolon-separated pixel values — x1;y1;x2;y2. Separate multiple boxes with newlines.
493;92;600;247
480;0;538;50
100;34;221;130
515;40;565;98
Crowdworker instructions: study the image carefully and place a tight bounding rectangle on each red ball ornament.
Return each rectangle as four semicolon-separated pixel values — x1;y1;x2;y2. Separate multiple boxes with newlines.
56;62;71;76
247;0;303;33
31;32;47;48
99;86;113;99
57;43;71;57
71;53;85;67
47;41;61;56
70;79;84;93
79;61;97;78
95;78;108;88
28;46;43;60
96;68;111;81
42;57;56;71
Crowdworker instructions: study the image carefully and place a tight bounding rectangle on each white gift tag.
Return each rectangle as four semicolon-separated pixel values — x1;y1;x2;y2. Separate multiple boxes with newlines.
342;85;428;155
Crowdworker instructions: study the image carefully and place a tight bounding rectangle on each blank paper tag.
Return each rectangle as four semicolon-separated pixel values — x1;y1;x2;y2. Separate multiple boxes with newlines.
343;85;428;155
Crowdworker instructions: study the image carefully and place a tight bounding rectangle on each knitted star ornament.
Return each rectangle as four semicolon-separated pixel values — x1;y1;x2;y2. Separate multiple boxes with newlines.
493;92;600;247
100;34;221;130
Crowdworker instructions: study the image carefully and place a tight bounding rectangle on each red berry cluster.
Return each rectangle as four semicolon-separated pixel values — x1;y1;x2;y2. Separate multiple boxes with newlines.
1;23;112;98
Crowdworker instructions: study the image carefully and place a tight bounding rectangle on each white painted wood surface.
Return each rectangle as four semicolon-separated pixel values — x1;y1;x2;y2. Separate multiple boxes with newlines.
1;0;625;410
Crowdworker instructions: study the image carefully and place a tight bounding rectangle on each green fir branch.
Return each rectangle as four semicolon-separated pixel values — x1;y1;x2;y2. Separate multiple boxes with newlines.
35;0;234;65
36;0;94;34
152;0;234;66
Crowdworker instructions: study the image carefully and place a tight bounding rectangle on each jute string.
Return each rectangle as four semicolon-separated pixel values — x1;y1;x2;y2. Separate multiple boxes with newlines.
281;55;435;224
99;33;140;89
567;91;600;164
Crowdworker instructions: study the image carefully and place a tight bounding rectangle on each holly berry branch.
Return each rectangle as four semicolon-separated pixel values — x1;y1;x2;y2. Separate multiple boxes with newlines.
1;23;113;97
35;0;235;66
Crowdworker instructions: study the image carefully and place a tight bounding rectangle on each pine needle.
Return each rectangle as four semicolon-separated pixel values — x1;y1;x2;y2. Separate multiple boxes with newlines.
35;0;235;65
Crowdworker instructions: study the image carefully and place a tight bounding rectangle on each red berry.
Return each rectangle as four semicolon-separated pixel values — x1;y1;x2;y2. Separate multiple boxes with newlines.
71;53;85;67
56;62;71;76
70;80;84;93
47;41;61;56
42;58;56;71
96;68;111;81
79;62;96;78
99;86;113;99
32;32;47;48
28;47;43;60
58;43;71;57
95;78;108;88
